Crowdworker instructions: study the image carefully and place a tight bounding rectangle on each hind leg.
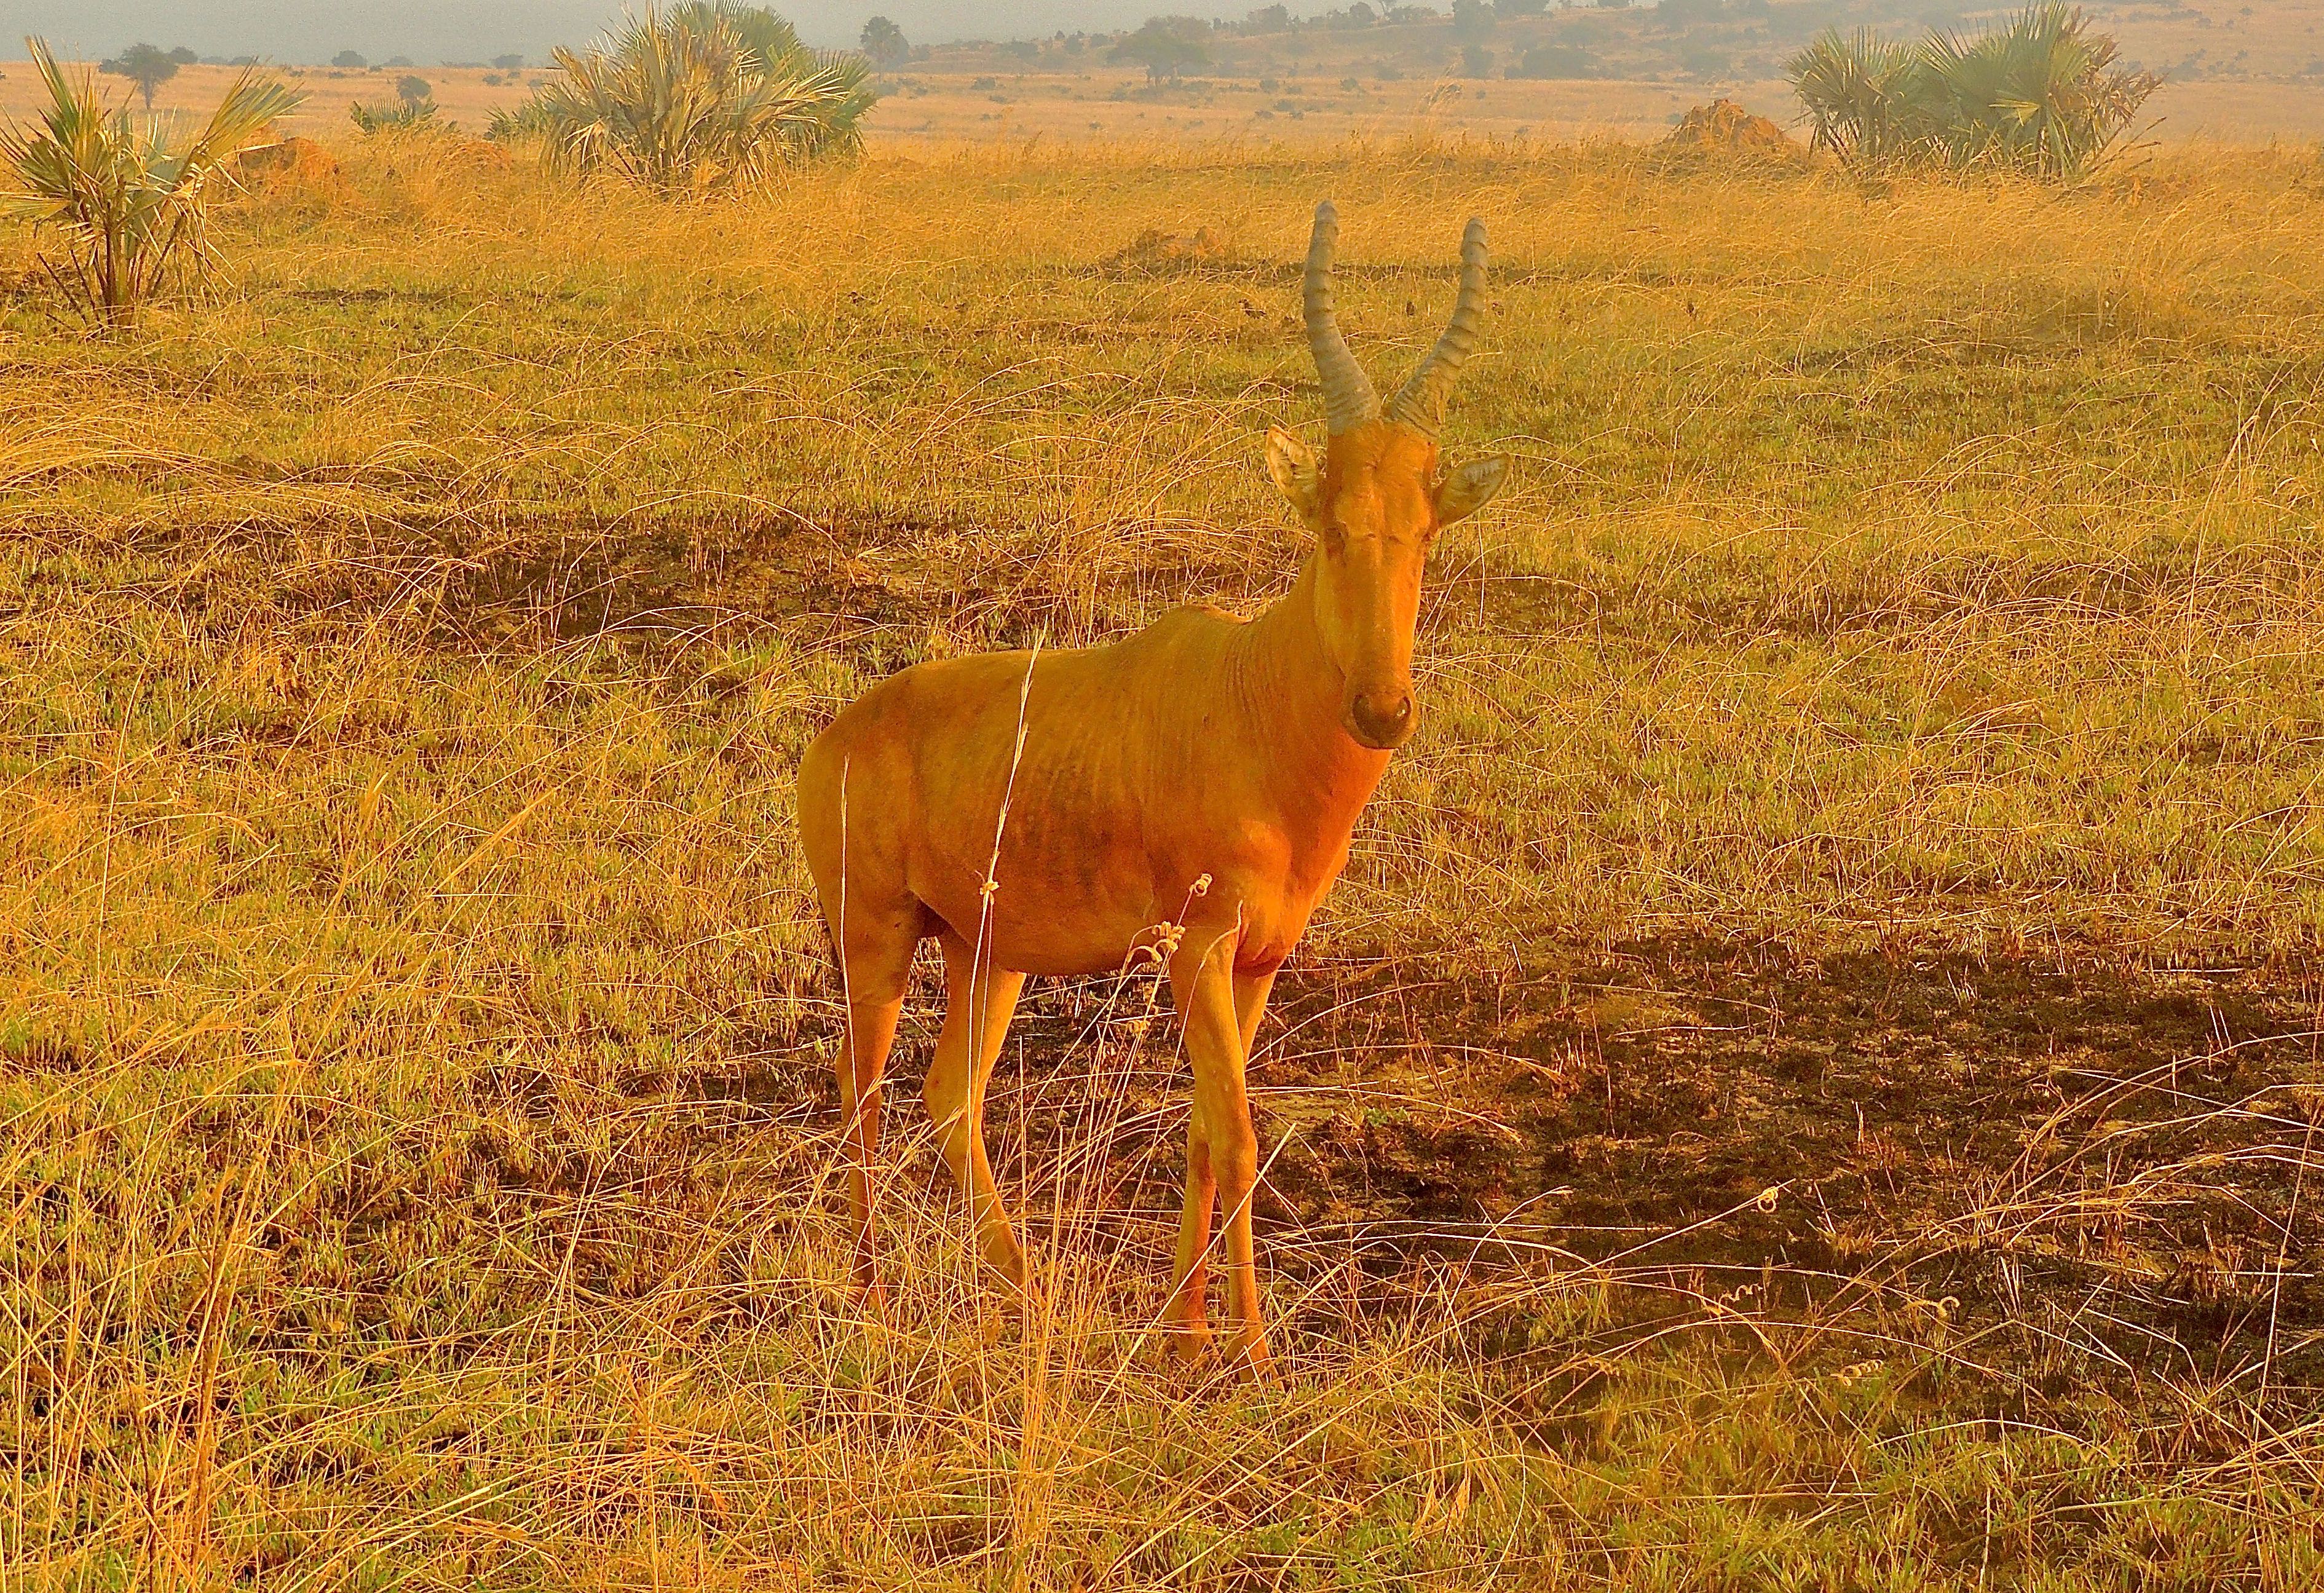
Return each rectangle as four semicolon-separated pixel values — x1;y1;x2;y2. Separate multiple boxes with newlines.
831;901;920;1306
926;930;1029;1295
796;733;928;1305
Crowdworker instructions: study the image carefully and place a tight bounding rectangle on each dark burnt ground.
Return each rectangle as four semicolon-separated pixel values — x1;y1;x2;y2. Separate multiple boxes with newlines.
909;938;2324;1421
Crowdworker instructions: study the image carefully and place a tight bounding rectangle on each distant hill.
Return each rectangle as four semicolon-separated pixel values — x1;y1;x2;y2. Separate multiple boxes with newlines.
0;0;1195;60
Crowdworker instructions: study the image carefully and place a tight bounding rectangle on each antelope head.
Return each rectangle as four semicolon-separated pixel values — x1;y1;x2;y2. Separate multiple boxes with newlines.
1266;201;1509;751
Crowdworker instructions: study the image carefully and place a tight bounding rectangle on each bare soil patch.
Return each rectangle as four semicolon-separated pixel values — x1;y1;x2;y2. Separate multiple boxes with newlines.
909;938;2324;1401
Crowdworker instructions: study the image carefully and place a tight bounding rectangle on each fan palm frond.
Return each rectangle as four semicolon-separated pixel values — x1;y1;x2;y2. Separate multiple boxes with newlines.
1919;4;2157;178
1787;27;1927;172
1788;5;2156;182
350;98;447;133
500;3;871;194
0;38;302;324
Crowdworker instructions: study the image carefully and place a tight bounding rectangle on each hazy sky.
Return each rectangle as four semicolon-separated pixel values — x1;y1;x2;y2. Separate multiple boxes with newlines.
0;2;1297;59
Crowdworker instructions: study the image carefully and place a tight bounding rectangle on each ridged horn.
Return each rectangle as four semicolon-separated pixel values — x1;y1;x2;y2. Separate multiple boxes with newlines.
1304;200;1380;435
1386;216;1489;439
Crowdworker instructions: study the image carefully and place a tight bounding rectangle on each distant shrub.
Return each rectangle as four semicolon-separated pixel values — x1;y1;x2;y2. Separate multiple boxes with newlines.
350;97;445;132
1111;17;1209;82
1789;2;2157;179
333;50;368;69
1514;44;1594;77
491;2;871;192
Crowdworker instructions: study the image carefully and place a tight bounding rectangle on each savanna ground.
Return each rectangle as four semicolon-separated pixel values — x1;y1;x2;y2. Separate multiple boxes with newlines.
13;128;2324;1587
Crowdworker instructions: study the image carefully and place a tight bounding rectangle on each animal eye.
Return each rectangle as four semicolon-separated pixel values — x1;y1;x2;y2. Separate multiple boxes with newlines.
1321;524;1348;555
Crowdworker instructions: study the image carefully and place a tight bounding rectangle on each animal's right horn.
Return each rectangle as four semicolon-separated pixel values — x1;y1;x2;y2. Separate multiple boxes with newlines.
1305;201;1380;435
1385;216;1488;440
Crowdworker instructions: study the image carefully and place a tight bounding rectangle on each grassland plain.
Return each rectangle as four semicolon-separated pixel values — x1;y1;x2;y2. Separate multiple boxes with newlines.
9;132;2324;1587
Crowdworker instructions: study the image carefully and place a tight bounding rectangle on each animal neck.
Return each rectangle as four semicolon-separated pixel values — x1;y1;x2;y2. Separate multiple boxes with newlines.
1229;558;1395;839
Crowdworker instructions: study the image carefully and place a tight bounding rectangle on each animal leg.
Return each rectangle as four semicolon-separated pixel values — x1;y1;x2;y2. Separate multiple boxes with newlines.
927;930;1029;1295
1235;968;1278;1058
1163;968;1273;1354
1164;1105;1217;1356
831;907;917;1307
1171;930;1269;1374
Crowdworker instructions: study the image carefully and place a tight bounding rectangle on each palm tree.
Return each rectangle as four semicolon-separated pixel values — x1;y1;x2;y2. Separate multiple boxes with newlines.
1788;27;1927;172
1788;5;2157;181
492;2;872;192
1919;4;2158;178
0;40;302;325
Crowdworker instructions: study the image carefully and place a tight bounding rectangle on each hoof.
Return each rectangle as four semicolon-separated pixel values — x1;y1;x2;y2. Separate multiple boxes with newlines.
981;1252;1031;1306
1227;1333;1273;1382
1160;1321;1214;1369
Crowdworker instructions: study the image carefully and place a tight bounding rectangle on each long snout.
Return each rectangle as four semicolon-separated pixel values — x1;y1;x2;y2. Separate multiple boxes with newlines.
1345;683;1416;750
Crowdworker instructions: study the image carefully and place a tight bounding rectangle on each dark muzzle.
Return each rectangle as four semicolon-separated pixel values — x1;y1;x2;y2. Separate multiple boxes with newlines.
1346;689;1415;750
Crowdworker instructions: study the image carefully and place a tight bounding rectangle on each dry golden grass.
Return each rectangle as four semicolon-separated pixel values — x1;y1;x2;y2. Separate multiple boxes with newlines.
8;131;2324;1587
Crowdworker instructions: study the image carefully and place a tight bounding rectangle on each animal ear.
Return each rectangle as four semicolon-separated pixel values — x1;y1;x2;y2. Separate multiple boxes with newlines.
1264;427;1322;522
1433;454;1509;529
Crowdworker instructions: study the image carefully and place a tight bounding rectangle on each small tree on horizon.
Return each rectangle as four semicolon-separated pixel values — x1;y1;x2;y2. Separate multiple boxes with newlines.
860;15;908;66
99;42;181;109
1110;17;1209;82
333;50;368;69
397;74;432;105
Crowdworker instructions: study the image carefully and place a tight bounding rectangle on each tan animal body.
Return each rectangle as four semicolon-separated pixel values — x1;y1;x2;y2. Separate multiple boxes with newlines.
795;202;1509;1370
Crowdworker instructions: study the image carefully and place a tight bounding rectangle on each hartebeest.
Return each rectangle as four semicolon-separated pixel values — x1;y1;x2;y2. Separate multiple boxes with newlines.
796;202;1508;1370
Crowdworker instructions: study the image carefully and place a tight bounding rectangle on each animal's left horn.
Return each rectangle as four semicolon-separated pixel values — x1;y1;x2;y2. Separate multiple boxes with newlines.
1386;216;1489;439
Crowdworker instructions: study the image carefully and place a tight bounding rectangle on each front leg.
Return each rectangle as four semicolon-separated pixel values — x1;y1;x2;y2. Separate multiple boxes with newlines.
1163;962;1274;1356
1167;930;1271;1374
